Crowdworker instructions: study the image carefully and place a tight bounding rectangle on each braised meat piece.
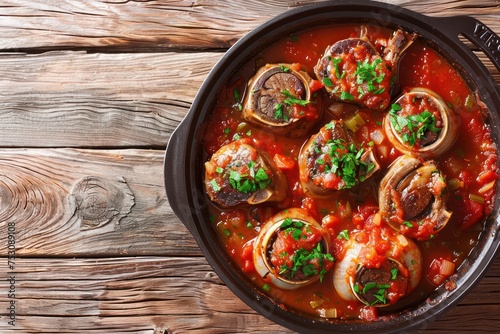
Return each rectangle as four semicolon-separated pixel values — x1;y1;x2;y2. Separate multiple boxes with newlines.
242;63;322;138
298;120;380;197
315;27;416;110
204;139;287;208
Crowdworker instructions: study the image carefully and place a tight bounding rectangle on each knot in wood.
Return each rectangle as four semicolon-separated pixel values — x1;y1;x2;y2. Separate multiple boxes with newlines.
70;176;134;230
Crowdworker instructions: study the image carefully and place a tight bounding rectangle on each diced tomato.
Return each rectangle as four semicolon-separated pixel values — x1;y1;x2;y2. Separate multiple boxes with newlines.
359;306;378;321
426;257;455;286
322;214;341;230
273;153;296;170
466;117;485;145
243;260;254;273
290;62;302;71
241;242;255;273
291;104;320;120
301;197;321;221
462;197;484;230
309;79;324;93
477;170;498;185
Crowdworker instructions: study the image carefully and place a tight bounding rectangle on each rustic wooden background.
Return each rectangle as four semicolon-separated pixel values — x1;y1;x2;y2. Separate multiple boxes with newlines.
0;0;498;333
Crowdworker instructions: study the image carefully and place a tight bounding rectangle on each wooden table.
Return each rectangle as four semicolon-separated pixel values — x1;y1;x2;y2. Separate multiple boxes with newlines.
0;1;498;333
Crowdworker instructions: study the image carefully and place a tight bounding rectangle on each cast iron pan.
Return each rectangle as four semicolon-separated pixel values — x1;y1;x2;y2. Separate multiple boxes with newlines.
165;1;500;333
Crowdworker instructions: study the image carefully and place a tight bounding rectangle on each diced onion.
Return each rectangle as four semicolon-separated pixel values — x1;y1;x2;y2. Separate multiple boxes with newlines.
370;129;385;145
431;274;445;286
372;212;382;227
438;259;455;276
469;193;485;204
318;308;338;318
478;180;495;194
396;234;409;247
328;102;344;117
377;144;389;159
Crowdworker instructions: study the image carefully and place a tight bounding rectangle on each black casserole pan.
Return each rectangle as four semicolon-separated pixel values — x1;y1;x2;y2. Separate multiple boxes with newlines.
164;1;500;333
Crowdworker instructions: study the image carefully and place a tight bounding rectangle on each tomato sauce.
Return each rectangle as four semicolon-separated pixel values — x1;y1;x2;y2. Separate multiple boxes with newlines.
202;24;498;320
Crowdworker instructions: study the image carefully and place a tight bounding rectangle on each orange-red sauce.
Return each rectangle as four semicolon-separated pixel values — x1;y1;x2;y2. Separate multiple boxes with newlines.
202;24;498;320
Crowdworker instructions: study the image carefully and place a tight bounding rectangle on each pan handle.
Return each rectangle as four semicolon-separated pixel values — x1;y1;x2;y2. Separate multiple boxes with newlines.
430;15;500;73
164;117;198;236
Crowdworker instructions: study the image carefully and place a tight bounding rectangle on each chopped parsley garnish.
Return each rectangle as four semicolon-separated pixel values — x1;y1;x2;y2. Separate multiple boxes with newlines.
322;77;333;87
337;229;349;240
228;163;271;194
391;268;399;280
353;58;386;97
389;103;441;146
278;240;334;282
274;103;289;121
282;89;310;106
274;90;310;121
280;218;306;241
353;282;391;306
280;64;290;73
403;221;413;228
316;133;375;189
233;88;240;101
331;57;346;79
210;179;221;192
340;91;354;100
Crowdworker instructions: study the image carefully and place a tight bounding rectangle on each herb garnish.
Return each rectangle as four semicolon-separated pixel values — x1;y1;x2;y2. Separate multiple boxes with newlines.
389;103;441;146
331;57;346;79
340;91;354;101
273;90;310;121
337;229;349;240
280;218;306;241
354;58;386;97
353;282;391;306
316;131;375;189
274;103;288;121
228;162;271;194
391;268;399;280
282;89;310;106
276;222;335;282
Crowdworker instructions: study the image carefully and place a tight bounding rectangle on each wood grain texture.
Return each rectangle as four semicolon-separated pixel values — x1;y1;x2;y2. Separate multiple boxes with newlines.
0;148;200;257
0;51;220;148
0;256;498;333
0;0;498;51
0;51;497;149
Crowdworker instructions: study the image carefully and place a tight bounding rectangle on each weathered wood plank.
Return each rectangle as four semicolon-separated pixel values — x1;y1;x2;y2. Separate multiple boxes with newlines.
0;256;498;333
0;51;221;148
0;50;498;149
0;0;498;51
0;148;200;257
0;257;289;333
